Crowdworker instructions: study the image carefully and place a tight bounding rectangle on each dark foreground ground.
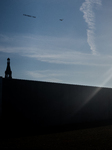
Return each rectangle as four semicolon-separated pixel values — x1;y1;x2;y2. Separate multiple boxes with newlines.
0;124;112;149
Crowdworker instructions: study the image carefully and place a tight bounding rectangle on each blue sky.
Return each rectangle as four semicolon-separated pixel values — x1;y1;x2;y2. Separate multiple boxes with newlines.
0;0;112;88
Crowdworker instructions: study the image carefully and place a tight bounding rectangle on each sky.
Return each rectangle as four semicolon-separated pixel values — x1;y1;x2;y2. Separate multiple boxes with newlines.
0;0;112;88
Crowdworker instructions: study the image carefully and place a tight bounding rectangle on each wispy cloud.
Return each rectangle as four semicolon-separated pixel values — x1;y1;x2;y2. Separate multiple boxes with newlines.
24;48;112;67
0;34;112;67
27;70;64;83
80;0;102;54
0;34;14;42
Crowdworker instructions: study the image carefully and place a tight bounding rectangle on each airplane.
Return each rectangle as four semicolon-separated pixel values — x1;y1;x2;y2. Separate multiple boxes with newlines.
59;19;63;21
23;14;36;18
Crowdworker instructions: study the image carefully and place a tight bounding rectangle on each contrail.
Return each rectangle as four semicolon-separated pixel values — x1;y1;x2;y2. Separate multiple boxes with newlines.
80;0;102;54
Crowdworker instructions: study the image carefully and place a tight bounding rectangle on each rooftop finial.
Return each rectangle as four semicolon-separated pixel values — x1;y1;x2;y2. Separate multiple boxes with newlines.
5;58;12;79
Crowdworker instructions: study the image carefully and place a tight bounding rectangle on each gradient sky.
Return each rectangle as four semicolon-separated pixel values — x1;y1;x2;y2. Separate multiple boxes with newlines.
0;0;112;88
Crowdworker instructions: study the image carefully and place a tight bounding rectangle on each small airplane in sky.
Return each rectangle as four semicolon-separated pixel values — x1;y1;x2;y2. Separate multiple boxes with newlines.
23;14;36;18
59;19;63;21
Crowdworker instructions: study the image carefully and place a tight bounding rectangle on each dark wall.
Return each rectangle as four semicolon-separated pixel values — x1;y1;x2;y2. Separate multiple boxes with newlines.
0;77;2;118
1;78;112;132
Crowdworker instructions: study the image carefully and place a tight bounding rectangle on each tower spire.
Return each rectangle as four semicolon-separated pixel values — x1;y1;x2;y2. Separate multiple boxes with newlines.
5;58;12;79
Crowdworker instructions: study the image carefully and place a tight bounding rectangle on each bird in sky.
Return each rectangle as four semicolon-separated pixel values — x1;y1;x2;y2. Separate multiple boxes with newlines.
59;19;63;21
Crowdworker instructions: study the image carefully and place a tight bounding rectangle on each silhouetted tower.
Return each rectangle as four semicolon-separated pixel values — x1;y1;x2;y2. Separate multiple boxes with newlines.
5;58;12;79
